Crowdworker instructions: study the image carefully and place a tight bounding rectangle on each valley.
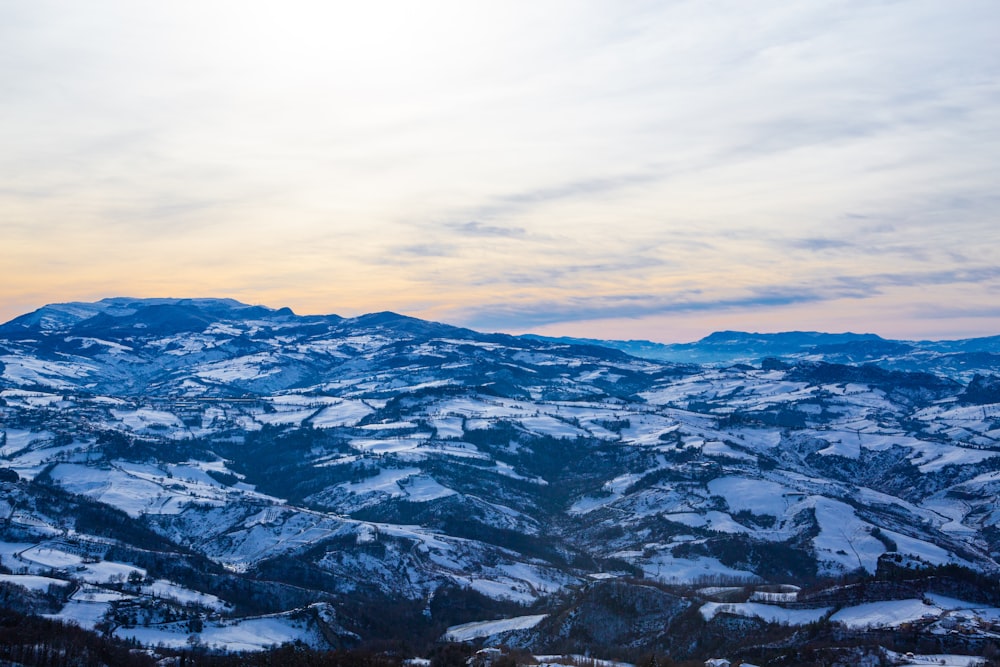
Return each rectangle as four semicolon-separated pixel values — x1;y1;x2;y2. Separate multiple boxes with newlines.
1;298;999;664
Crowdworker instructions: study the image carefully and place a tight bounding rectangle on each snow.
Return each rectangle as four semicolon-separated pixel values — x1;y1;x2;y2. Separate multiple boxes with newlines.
49;463;190;517
465;577;538;604
167;462;235;487
437;397;527;420
0;428;53;456
830;599;940;629
568;494;616;515
310;399;375;427
818;440;862;458
76;560;146;585
425;441;490;461
71;584;134;603
810;497;887;574
142;579;227;609
0;541;42;563
0;354;96;388
196;507;351;569
0;574;71;591
444;614;548;641
535;655;634;667
19;545;83;569
749;590;798;603
697;586;746;597
492;459;546;484
890;653;984;667
919;594;1000;623
111;408;187;434
626;549;759;584
887;531;955;567
910;443;999;473
429;416;465;439
196;354;280;382
265;394;330;407
46;599;111;629
518;415;588;439
339;467;456;503
361;421;418;431
8;308;1000;643
4;442;85;478
254;408;316;426
665;511;751;534
811;428;1000;472
497;562;565;593
700;601;831;625
702;440;754;461
707;476;790;517
403;476;458;502
925;594;978;610
116;615;316;652
47;461;271;519
350;436;428;456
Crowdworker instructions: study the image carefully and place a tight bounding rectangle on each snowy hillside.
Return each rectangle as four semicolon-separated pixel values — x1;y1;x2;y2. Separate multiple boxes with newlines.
1;297;1000;656
527;330;1000;381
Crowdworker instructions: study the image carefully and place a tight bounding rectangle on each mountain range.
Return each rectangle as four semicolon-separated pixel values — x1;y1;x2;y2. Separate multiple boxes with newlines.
1;297;1000;663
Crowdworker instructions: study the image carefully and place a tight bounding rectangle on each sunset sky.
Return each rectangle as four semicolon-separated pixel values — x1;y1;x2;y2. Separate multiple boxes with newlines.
2;1;999;342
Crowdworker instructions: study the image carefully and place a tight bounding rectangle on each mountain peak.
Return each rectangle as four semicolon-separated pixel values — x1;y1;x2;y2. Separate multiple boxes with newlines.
0;297;284;334
697;330;883;345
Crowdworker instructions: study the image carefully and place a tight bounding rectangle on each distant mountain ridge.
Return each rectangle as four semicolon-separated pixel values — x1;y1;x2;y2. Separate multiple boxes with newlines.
0;297;290;332
523;329;1000;380
8;297;998;373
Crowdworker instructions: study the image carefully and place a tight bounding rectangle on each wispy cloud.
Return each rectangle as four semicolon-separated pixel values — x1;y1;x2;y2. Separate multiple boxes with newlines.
913;304;1000;321
786;238;856;252
1;1;998;339
468;172;663;220
395;243;459;259
450;221;527;238
462;288;826;331
460;265;1000;331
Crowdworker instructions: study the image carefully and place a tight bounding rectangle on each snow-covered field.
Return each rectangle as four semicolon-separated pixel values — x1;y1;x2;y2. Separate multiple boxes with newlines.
700;601;830;624
888;652;985;667
116;615;319;652
832;596;1000;629
45;599;112;630
444;614;548;641
0;574;71;591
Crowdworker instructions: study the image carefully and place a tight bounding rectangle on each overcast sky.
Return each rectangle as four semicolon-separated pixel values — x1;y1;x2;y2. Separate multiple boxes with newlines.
2;0;998;341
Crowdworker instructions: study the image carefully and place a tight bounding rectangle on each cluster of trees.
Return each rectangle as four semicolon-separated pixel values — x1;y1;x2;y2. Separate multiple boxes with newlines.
0;609;156;667
172;644;405;667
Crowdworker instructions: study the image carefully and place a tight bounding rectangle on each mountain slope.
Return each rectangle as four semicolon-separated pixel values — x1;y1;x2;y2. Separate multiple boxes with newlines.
2;298;1000;654
525;330;1000;381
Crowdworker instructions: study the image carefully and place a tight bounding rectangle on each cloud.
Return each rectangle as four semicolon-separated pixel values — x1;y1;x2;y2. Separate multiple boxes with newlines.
786;238;857;252
462;288;824;331
460;265;1000;331
852;267;1000;290
395;243;458;258
913;304;1000;321
461;254;667;288
468;172;662;221
450;221;527;238
2;2;999;339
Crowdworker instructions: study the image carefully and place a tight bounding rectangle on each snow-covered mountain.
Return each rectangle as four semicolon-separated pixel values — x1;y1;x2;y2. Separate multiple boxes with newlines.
525;329;1000;380
2;298;999;658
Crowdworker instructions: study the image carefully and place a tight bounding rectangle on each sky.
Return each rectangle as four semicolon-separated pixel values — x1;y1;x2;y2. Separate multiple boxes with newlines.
2;0;999;343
